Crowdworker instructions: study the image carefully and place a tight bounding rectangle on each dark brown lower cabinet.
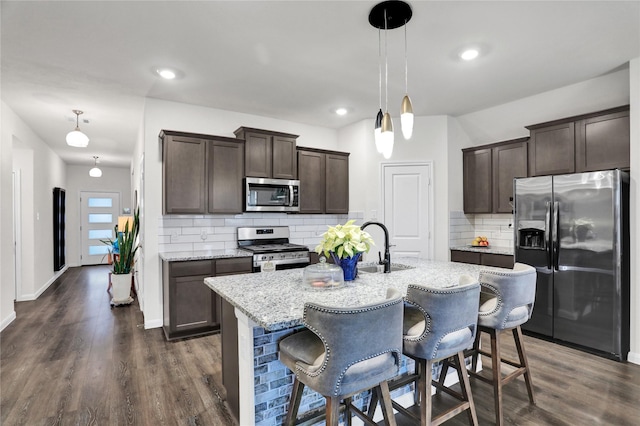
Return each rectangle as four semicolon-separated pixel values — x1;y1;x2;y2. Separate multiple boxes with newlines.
450;250;514;269
162;257;252;340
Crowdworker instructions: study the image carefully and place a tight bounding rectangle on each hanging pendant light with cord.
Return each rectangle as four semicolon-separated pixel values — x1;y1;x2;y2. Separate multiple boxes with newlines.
379;7;394;159
374;27;384;153
89;156;102;177
66;110;89;147
401;19;414;140
369;1;412;158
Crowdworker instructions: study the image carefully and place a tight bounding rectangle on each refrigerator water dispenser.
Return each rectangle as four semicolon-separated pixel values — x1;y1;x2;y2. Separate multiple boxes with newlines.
518;220;546;249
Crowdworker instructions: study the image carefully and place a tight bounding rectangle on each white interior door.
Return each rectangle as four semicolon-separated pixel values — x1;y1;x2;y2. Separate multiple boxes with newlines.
80;191;120;265
382;163;433;259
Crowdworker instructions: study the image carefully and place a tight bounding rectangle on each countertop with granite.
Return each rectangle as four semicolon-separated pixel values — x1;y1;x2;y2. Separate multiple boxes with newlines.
450;245;514;256
159;249;252;261
204;257;507;332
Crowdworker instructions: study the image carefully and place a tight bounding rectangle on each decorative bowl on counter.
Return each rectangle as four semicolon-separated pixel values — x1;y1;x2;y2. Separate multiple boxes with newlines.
302;257;344;289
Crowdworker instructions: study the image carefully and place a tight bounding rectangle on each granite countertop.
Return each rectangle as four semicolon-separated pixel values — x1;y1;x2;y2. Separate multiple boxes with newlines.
450;245;514;256
159;249;252;261
204;257;506;332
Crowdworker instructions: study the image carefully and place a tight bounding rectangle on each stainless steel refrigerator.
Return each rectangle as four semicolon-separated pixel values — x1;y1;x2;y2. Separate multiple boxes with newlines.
514;169;629;361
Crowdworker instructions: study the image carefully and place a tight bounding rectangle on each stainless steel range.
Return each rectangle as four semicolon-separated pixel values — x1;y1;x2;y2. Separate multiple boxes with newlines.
237;226;310;272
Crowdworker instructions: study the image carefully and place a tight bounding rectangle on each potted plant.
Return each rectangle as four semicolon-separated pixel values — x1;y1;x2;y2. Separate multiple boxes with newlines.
110;207;140;305
314;220;374;281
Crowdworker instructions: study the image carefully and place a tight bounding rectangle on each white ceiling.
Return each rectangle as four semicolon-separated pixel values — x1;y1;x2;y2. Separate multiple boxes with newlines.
2;1;639;168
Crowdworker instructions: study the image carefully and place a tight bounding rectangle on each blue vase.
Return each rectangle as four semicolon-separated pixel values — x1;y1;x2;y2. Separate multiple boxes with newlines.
330;252;362;281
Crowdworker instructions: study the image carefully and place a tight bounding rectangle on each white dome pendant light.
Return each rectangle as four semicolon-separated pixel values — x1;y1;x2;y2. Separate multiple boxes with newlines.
400;20;414;140
66;110;89;147
89;156;102;177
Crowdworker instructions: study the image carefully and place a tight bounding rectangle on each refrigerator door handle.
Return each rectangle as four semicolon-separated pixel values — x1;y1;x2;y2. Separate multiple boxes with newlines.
545;201;552;269
552;201;560;271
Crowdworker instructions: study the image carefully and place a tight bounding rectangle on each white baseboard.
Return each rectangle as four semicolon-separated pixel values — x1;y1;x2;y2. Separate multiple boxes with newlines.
627;351;640;365
144;318;163;329
0;311;17;332
16;265;69;302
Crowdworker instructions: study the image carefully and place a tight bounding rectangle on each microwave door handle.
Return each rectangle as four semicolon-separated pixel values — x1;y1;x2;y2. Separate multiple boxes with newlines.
289;185;294;207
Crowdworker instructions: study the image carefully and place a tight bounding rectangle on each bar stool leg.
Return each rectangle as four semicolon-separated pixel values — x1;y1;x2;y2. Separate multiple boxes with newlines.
470;329;481;372
453;351;478;426
418;358;433;426
344;396;352;426
285;378;304;426
378;381;397;426
490;329;503;426
513;326;536;404
326;396;340;426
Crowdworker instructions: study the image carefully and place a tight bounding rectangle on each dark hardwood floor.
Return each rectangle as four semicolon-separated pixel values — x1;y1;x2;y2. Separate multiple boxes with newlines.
1;265;234;425
2;265;640;425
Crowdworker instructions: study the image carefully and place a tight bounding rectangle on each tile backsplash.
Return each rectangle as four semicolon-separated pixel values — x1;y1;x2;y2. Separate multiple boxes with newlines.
158;212;364;252
449;211;514;249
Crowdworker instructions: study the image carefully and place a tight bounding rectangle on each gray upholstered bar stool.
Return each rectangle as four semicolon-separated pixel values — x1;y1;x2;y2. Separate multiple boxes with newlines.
467;263;537;426
396;276;481;426
278;288;404;426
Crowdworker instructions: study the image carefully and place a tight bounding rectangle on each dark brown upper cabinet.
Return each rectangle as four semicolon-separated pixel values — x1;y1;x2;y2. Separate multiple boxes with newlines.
207;139;245;213
492;140;528;213
463;138;528;214
575;109;630;172
463;148;492;213
297;147;350;214
325;153;350;214
233;127;298;179
526;105;629;176
161;130;245;215
527;122;575;176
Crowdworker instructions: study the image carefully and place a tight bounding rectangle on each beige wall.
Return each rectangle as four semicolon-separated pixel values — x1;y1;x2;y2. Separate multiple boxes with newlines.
65;165;132;267
339;115;451;261
1;102;67;330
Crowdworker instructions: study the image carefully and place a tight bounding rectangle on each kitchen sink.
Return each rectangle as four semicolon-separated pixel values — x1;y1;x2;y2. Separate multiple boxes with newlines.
358;263;415;273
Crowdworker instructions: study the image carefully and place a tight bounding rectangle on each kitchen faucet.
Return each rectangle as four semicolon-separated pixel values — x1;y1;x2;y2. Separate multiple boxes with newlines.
361;221;391;273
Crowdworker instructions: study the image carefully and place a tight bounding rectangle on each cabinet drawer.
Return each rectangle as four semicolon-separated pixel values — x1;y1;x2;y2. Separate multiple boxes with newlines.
481;253;514;269
170;260;213;277
450;250;481;264
216;257;252;275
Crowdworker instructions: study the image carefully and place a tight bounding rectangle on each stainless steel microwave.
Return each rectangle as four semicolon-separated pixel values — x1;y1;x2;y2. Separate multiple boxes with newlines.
244;177;300;212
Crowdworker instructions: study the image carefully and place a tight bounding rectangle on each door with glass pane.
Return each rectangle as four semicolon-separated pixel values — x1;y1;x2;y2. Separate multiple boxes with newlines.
81;191;121;265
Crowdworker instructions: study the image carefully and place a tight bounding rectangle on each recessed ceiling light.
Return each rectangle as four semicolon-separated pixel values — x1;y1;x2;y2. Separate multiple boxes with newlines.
460;49;479;61
157;68;176;79
335;107;348;116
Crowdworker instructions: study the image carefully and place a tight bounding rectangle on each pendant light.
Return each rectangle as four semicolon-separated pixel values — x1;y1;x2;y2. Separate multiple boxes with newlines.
89;156;102;177
400;19;414;140
66;110;89;147
369;1;413;158
374;28;384;153
380;8;394;159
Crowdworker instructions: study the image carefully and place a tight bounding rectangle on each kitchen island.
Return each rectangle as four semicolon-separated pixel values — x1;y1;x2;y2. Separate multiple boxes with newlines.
204;258;506;426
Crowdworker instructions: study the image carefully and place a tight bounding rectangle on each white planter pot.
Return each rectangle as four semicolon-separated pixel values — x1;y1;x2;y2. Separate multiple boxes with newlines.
111;273;133;305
